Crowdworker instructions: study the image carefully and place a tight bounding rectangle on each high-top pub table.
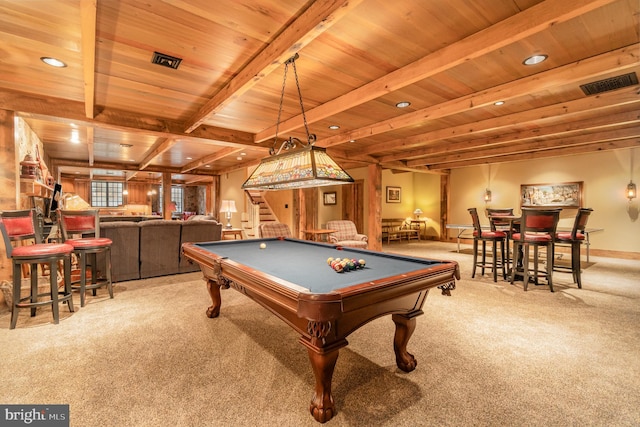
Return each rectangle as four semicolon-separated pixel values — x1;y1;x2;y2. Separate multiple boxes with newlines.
182;238;459;423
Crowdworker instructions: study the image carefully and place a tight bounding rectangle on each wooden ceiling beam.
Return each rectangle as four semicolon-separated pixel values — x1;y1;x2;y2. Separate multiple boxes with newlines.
181;147;244;173
320;44;639;149
1;88;264;148
415;127;640;167
183;0;365;134
51;158;218;176
255;0;619;142
398;108;640;166
79;0;97;119
139;138;177;170
364;85;640;159
428;139;640;170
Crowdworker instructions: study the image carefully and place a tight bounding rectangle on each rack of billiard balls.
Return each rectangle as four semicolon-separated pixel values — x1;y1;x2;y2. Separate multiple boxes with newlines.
327;257;366;273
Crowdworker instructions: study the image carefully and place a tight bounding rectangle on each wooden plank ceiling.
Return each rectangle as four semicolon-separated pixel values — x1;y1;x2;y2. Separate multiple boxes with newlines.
0;0;638;184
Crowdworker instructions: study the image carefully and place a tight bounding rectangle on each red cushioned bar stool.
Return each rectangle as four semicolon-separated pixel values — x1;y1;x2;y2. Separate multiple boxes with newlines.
467;208;507;282
58;209;113;307
0;210;75;329
510;208;561;292
554;208;593;289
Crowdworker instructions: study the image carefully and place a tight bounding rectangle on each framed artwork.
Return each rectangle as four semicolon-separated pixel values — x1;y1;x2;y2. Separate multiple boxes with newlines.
323;191;337;205
520;181;583;208
386;186;401;203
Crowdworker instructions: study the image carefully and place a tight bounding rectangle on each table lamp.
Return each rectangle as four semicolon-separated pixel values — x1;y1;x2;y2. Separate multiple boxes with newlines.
220;200;237;229
413;208;423;219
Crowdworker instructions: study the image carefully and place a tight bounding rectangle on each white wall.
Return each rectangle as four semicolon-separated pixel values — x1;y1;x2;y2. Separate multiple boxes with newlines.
449;148;639;254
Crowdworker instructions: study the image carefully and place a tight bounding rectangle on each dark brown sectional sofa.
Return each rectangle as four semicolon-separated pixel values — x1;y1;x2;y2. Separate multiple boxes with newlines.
97;218;222;282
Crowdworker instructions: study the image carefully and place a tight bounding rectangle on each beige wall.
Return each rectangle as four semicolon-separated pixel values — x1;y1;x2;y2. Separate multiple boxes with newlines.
219;169;247;229
449;149;639;254
202;148;640;256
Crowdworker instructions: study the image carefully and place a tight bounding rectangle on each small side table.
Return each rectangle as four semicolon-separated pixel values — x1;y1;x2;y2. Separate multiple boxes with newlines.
222;228;244;240
302;229;337;242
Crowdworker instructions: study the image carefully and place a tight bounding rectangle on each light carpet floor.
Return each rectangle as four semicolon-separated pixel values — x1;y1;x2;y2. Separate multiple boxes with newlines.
1;241;639;426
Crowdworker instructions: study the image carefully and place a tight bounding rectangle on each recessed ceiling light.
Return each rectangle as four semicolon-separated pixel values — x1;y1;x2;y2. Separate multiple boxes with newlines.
523;54;548;66
186;157;193;160
205;165;211;168
240;152;246;156
236;156;243;160
349;139;356;143
395;101;411;108
328;125;340;130
494;101;505;106
40;57;67;68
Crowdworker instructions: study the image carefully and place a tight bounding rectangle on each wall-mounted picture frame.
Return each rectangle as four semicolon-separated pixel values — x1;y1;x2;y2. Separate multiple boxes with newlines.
323;191;337;205
386;186;401;203
520;181;583;208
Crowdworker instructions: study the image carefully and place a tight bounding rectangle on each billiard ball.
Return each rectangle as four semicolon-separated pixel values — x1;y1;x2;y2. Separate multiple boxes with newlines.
327;257;334;265
259;243;266;249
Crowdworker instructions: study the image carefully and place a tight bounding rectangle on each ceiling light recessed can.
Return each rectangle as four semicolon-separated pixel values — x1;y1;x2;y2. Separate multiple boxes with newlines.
523;54;548;66
396;101;411;108
494;101;505;106
40;57;67;68
328;125;340;130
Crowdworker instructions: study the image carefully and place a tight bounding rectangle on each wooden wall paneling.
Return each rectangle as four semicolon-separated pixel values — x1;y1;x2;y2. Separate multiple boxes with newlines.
0;109;17;287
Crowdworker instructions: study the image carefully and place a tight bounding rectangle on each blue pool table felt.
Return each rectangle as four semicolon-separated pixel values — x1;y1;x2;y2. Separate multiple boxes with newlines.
194;238;444;294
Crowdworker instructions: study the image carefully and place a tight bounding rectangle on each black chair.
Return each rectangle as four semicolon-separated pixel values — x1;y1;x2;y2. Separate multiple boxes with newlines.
0;209;75;329
510;208;561;292
554;208;593;289
468;208;507;282
59;210;113;307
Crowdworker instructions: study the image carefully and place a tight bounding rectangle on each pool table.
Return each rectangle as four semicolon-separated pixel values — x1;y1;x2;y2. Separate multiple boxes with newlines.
182;238;459;423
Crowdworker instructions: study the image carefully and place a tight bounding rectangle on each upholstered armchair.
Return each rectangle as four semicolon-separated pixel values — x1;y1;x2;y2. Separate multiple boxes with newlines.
259;222;292;238
325;220;368;249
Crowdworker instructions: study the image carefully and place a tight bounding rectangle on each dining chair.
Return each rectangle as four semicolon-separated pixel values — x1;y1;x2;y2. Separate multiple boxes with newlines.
467;208;507;282
0;209;75;329
554;208;593;289
510;208;561;292
58;209;113;307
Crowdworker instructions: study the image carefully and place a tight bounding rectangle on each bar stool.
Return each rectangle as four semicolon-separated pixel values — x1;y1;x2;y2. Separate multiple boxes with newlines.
467;208;507;282
58;209;113;307
554;208;593;289
487;208;517;271
0;210;75;329
510;208;561;292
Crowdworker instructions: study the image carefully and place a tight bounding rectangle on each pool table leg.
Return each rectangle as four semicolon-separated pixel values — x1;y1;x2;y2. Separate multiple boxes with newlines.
392;312;419;372
205;278;222;318
307;345;339;423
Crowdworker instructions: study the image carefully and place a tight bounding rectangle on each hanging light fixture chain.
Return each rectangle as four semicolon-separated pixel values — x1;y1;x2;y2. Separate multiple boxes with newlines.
291;58;314;145
272;58;290;153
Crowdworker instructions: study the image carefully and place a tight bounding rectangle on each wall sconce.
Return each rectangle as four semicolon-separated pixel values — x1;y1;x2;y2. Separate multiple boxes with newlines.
628;150;636;201
627;181;637;201
484;164;492;202
220;200;237;229
413;208;423;219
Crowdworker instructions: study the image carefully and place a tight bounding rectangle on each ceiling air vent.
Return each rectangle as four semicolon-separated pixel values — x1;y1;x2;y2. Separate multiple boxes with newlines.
580;72;638;95
151;51;182;69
